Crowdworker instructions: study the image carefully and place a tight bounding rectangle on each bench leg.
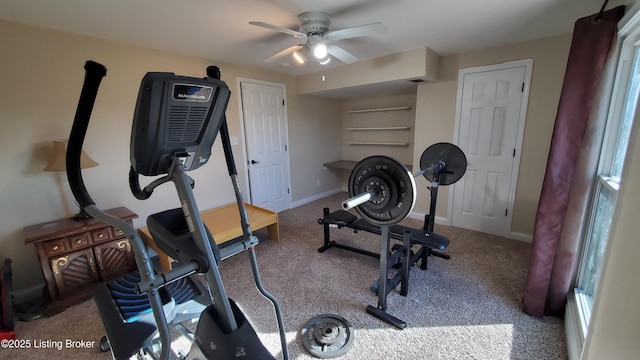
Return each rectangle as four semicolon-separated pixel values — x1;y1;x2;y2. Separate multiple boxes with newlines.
266;223;280;241
367;226;406;330
145;240;174;272
400;231;411;297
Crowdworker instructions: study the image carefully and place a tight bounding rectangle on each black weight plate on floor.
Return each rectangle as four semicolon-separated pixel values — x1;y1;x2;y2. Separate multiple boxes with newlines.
348;156;416;226
419;142;467;185
301;314;354;358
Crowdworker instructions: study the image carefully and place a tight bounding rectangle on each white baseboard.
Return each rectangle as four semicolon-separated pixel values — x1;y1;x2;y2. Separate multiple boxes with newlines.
408;211;533;242
292;187;344;208
409;211;449;226
507;231;533;242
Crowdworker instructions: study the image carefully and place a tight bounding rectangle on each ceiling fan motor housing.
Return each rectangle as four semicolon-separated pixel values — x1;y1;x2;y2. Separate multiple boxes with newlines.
298;11;332;35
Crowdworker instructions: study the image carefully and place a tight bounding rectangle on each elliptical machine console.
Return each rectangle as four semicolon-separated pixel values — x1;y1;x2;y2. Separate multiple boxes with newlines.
65;61;288;360
130;72;229;176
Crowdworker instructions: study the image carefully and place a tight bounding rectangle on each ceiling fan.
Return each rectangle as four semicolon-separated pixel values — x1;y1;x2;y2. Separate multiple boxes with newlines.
249;11;387;65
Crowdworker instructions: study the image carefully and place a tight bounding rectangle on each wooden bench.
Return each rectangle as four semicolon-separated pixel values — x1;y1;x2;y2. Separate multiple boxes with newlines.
138;203;279;271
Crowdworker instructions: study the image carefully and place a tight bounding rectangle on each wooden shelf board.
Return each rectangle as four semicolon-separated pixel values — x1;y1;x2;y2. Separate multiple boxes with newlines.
347;141;410;146
347;126;410;131
324;160;413;171
348;106;411;113
323;160;358;170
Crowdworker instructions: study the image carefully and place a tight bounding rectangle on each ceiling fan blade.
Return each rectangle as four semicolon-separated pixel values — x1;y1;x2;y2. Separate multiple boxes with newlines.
264;45;303;62
327;22;387;40
249;21;306;38
327;44;358;64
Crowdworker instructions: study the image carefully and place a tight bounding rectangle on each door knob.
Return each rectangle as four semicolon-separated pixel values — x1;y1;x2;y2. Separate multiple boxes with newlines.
251;160;260;164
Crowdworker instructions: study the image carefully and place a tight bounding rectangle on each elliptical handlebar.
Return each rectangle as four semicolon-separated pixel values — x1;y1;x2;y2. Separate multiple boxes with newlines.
66;60;107;207
65;60;176;360
128;166;153;200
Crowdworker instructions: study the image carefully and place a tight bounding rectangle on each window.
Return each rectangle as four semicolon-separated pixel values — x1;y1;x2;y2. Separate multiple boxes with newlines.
574;12;640;339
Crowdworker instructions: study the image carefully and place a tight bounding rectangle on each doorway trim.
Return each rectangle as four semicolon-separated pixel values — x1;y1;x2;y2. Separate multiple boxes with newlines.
449;59;534;240
236;77;292;209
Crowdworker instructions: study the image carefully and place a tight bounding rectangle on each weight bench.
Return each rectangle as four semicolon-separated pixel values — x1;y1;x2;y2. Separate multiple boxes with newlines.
318;208;450;261
320;145;466;328
318;207;450;328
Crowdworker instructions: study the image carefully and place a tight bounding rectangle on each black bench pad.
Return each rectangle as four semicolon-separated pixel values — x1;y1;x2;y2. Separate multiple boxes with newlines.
322;209;358;227
324;210;449;250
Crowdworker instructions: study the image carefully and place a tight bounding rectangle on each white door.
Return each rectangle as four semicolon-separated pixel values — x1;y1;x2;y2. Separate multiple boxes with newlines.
240;81;291;213
451;62;530;236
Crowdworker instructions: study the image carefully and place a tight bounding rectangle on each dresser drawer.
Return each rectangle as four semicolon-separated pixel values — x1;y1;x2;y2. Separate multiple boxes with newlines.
112;226;126;239
42;238;68;257
90;227;113;243
68;233;90;250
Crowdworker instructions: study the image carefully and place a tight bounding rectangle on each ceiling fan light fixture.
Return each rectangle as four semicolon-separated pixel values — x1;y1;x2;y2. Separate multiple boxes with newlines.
313;42;328;59
251;11;383;68
318;54;331;65
293;51;306;64
292;45;309;64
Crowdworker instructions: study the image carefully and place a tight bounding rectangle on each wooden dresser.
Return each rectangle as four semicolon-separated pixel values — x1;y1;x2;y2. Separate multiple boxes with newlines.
24;207;138;313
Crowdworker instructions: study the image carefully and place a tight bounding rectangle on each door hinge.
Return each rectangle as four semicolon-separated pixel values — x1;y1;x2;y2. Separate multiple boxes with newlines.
513;148;516;157
521;82;525;92
282;99;285;106
285;144;288;151
287;188;290;194
505;208;508;216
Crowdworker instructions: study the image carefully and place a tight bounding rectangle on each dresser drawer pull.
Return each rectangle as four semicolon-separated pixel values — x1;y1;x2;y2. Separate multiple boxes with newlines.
97;233;104;239
52;245;59;251
75;238;83;244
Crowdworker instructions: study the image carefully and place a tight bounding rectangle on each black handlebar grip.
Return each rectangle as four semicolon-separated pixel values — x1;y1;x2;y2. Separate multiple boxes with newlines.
219;117;238;176
129;167;153;200
205;66;237;177
66;60;107;208
206;66;221;80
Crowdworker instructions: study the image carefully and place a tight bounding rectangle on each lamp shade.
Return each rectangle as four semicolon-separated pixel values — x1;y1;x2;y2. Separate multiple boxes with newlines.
44;139;99;172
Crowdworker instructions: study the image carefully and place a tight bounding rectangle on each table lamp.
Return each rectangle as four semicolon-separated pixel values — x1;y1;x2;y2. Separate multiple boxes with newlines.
44;139;99;220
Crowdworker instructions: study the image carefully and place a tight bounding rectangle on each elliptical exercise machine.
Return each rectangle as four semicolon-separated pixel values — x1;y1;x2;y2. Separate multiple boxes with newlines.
65;60;288;359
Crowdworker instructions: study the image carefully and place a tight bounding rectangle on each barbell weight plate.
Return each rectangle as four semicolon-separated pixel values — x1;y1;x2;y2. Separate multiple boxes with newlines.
419;142;468;185
348;156;416;226
301;314;354;359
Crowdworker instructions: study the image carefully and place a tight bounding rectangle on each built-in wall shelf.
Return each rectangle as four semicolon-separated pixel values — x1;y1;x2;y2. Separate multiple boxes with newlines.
341;95;416;173
323;160;358;170
347;126;411;131
324;160;413;171
347;106;411;114
347;141;410;146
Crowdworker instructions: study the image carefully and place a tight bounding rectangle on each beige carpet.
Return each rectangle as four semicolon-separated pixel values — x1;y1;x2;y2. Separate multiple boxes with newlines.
5;192;566;359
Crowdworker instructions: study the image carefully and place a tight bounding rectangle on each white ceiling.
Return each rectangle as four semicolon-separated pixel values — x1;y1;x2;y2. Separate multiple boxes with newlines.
0;0;627;79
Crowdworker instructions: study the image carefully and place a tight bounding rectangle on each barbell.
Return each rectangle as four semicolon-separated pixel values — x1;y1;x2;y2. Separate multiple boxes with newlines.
343;142;467;226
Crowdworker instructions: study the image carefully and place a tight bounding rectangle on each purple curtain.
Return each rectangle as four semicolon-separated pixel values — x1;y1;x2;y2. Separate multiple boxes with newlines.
522;5;625;318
